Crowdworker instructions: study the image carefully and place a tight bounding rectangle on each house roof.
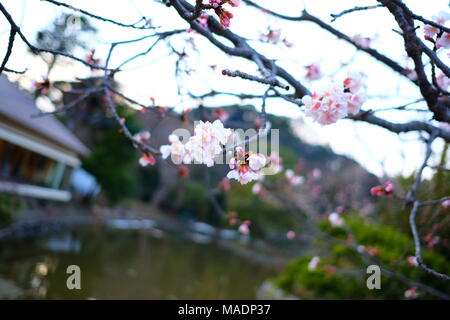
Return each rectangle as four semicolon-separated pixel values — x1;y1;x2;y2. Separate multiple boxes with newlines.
0;76;89;155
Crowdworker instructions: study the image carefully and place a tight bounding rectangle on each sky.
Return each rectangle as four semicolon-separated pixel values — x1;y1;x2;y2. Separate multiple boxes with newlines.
0;0;449;178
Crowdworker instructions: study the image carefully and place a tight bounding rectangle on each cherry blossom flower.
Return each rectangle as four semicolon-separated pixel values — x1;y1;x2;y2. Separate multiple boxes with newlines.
197;13;210;29
215;8;233;28
370;181;394;197
160;134;187;164
285;169;304;186
437;73;450;91
352;34;372;49
227;151;266;185
133;131;151;143
283;39;293;48
344;92;366;115
423;11;450;40
308;256;320;271
248;153;267;171
404;287;419;299
312;168;322;180
139;153;156;167
442;199;450;208
405;69;418;81
211;108;229;121
239;220;251;235
252;182;263;195
161;120;232;167
286;231;296;240
265;152;283;175
33;77;51;95
407;256;418;267
262;29;282;44
224;0;241;7
436;32;450;49
85;49;101;66
328;212;344;227
425;233;440;249
305;63;322;81
302;85;349;125
343;72;364;94
302;86;348;125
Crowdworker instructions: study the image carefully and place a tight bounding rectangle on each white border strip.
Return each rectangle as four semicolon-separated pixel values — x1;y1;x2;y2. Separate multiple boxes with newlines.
0;182;71;201
0;123;80;167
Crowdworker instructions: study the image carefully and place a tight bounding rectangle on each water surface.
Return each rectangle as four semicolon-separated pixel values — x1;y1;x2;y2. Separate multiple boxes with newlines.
0;228;273;299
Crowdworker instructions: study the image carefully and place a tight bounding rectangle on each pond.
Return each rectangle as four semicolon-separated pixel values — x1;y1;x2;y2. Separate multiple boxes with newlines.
0;227;275;299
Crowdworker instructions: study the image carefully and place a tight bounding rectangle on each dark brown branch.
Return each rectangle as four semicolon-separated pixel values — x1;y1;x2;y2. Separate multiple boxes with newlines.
330;4;384;22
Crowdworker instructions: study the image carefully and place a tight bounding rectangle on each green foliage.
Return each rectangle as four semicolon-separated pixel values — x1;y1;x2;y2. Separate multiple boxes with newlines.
273;217;450;299
0;195;25;227
226;182;295;234
82;107;140;204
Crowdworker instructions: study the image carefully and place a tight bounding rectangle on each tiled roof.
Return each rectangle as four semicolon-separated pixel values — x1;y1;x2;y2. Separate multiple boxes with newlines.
0;76;89;155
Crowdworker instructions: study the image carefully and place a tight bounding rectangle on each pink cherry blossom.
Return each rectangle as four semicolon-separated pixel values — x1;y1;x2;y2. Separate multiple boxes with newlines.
302;85;348;125
266;152;283;174
252;182;263;195
370;181;394;197
352;34;371;49
343;72;364;94
227;151;266;184
248;153;267;171
437;32;450;49
328;212;344;227
423;11;450;40
404;287;419;299
437;73;450;91
285;169;304;186
305;63;322;81
407;256;418;267
239;222;250;235
442;199;450;208
286;231;296;240
197;13;210;29
139;153;156;167
160;134;187;164
308;256;320;271
134;131;151;143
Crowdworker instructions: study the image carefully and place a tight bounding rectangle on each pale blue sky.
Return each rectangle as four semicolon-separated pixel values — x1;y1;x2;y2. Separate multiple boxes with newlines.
1;0;449;177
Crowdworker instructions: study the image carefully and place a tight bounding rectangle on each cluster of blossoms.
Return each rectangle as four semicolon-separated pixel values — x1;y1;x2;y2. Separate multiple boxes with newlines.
285;169;304;186
423;11;450;49
370;181;394;198
160;120;232;167
209;0;240;28
227;147;267;184
301;72;366;125
134;131;157;167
